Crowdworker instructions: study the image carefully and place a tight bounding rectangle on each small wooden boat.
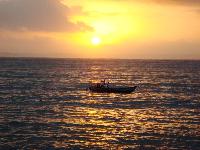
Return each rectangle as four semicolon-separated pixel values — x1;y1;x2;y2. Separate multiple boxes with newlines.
88;83;137;94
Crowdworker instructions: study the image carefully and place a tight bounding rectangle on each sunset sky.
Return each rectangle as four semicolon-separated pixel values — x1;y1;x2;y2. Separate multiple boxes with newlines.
0;0;200;59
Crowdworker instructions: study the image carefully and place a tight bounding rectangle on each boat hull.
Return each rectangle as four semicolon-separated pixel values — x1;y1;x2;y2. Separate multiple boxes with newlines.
89;86;137;94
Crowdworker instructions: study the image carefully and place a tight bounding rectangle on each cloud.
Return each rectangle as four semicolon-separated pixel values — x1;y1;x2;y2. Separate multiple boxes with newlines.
0;34;77;57
153;0;200;6
0;0;93;32
104;39;200;59
136;0;200;5
104;0;200;6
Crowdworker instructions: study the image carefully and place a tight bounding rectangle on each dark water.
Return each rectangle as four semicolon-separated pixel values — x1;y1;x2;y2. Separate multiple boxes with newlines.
0;58;200;149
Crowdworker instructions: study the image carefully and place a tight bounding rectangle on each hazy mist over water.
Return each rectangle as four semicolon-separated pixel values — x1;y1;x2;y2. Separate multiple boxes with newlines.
0;58;200;149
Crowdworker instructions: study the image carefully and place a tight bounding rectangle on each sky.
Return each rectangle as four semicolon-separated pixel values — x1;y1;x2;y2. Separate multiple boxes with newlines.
0;0;200;59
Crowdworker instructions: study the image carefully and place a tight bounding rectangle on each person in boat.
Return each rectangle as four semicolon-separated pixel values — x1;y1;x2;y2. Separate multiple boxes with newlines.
96;83;100;88
107;82;110;88
101;80;106;85
101;80;110;88
93;80;105;88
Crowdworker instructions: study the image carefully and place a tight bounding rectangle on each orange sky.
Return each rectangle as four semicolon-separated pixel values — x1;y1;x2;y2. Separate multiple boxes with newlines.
0;0;200;59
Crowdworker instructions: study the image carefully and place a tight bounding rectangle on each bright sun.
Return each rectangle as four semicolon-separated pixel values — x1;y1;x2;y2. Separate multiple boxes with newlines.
91;36;101;45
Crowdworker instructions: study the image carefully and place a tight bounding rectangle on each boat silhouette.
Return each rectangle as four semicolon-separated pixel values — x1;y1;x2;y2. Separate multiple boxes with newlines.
88;81;137;94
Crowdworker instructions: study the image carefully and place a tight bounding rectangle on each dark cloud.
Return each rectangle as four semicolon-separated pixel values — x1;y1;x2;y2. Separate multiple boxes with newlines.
0;0;93;32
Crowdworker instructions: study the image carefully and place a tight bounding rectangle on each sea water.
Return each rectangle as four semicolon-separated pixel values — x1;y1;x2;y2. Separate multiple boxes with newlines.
0;58;200;149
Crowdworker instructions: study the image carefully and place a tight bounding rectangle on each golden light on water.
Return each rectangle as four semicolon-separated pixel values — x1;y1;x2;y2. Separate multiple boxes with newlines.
1;58;198;149
0;0;200;149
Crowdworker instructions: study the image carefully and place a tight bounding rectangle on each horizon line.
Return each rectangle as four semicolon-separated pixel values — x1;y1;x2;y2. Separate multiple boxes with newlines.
0;56;200;61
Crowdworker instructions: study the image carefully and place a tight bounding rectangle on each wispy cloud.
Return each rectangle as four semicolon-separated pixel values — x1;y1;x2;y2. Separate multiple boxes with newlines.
151;0;200;6
115;0;200;5
0;0;93;32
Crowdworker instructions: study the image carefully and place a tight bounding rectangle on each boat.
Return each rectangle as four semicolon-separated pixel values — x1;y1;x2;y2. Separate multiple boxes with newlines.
88;82;137;94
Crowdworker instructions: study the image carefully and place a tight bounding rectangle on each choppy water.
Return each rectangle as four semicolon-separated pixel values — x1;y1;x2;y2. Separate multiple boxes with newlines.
0;58;200;149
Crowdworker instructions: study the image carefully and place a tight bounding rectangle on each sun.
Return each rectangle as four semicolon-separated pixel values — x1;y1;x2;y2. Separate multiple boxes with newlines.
91;36;101;45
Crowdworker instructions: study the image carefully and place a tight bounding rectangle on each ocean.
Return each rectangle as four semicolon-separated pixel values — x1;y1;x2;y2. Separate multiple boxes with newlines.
0;58;200;149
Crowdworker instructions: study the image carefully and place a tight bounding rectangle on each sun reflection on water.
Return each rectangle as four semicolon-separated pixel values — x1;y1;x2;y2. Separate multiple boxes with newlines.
1;59;200;149
45;97;200;149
